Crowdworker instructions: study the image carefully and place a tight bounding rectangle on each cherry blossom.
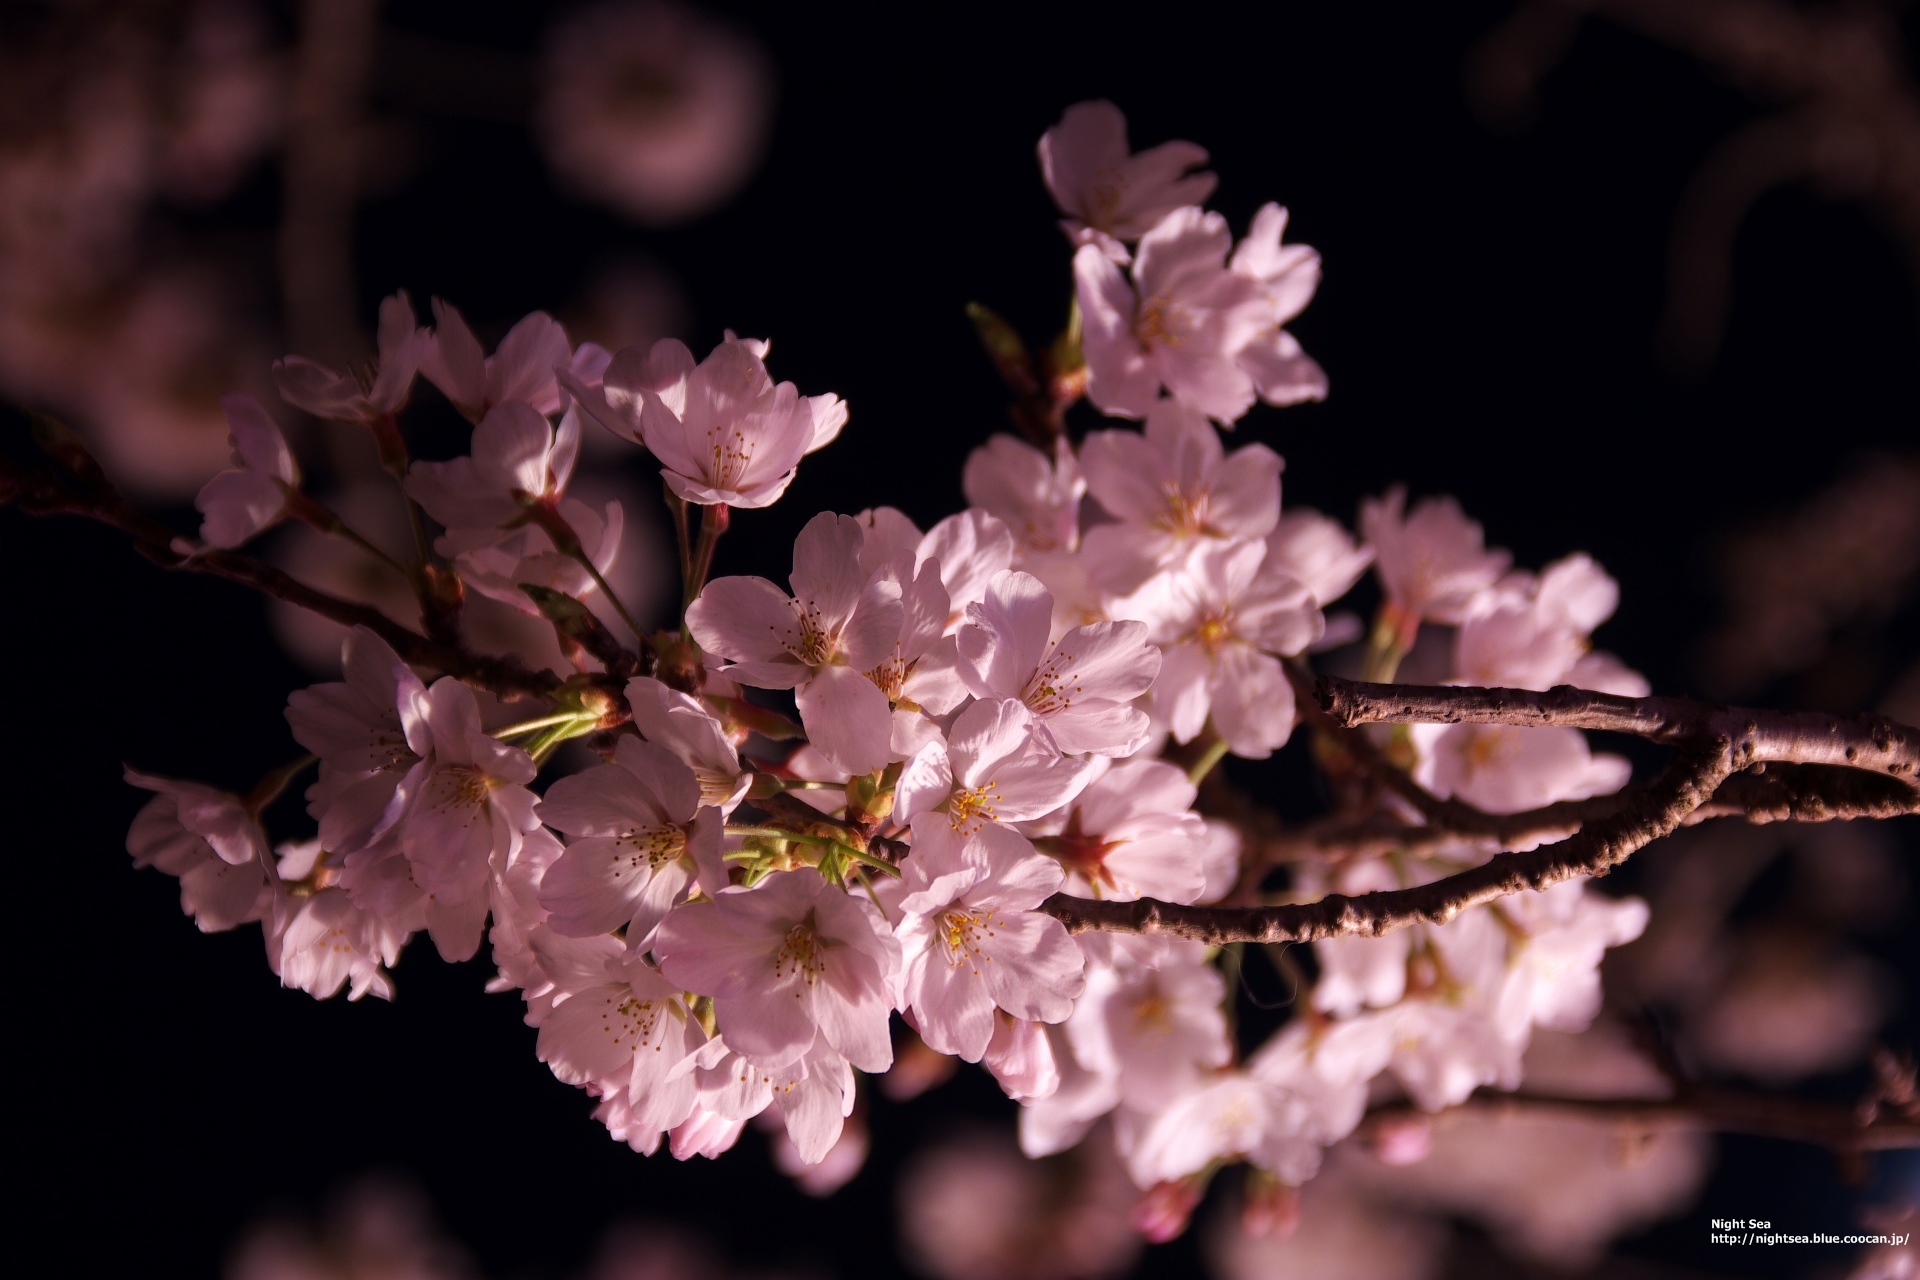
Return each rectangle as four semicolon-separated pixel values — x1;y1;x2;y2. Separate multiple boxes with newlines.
962;434;1085;558
285;626;424;856
624;676;750;814
125;768;272;932
1075;207;1272;423
537;735;724;950
270;839;408;1002
537;949;710;1147
419;299;601;420
1112;539;1322;757
895;818;1086;1060
686;511;903;773
271;291;426;425
387;677;540;960
1079;399;1284;591
654;868;900;1072
568;333;842;508
1021;757;1211;903
894;698;1101;844
1266;509;1374;610
194;393;296;549
1361;485;1512;626
1038;100;1217;262
956;570;1159;756
1229;203;1328;407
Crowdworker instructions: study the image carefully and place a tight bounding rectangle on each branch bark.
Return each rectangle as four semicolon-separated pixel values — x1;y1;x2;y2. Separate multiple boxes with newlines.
1044;678;1920;945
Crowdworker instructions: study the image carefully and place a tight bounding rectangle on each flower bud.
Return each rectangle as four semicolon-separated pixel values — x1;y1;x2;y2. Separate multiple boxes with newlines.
1240;1172;1300;1239
1131;1178;1203;1243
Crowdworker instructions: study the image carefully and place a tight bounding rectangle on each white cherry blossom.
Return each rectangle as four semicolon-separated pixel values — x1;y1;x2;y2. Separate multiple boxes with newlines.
1229;202;1328;407
1021;757;1211;903
125;769;272;932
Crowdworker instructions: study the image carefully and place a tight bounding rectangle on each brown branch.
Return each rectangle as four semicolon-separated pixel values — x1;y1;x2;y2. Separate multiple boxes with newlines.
1368;1084;1920;1154
1317;674;1920;779
2;450;567;700
1042;738;1735;945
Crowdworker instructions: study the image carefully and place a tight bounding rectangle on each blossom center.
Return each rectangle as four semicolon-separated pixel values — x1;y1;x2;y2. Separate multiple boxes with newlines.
774;914;826;986
1135;295;1186;348
427;764;494;821
945;782;1002;834
1194;612;1235;654
616;823;687;871
1021;651;1082;716
938;907;997;969
705;425;756;490
781;598;836;667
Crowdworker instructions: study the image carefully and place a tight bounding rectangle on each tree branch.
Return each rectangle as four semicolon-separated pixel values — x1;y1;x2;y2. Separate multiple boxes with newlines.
1042;738;1736;945
2;449;568;700
1317;674;1920;779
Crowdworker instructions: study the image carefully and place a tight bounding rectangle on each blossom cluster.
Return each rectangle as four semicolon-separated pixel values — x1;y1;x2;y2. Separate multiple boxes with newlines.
124;101;1654;1233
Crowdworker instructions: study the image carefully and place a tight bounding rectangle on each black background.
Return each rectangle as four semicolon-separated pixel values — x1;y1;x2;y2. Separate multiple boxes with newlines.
4;2;1917;1276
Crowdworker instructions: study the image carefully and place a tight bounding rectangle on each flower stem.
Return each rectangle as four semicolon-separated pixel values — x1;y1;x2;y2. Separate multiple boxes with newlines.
1187;737;1232;785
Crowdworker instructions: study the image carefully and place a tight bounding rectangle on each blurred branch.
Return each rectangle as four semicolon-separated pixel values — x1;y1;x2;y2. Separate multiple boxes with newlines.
0;429;570;700
282;0;377;363
1468;0;1920;365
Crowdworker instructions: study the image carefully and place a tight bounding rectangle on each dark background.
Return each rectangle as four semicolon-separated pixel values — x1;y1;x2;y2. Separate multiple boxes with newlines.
4;2;1916;1276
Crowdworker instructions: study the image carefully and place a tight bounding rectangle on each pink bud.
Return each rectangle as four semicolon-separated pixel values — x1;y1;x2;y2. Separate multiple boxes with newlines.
1240;1176;1300;1239
1131;1179;1203;1243
1368;1113;1432;1166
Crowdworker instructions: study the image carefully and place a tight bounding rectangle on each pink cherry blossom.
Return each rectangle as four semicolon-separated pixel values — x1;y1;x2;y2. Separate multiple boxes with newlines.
1021;758;1211;903
895;820;1086;1061
271;291;426;425
916;508;1017;626
406;400;581;530
194;393;296;548
285;626;425;856
1493;881;1649;1040
1229;203;1328;407
568;334;840;507
957;570;1160;756
624;676;750;813
1112;539;1323;757
983;1013;1062;1101
537;735;724;950
1075;208;1272;423
419;299;598;420
387;677;540;960
1124;1073;1322;1189
862;549;969;750
1416;722;1630;814
1079;399;1283;592
270;840;408;1002
1266;509;1374;609
962;434;1085;557
1038;100;1217;262
537;950;709;1145
125;768;272;931
654;868;900;1072
1361;486;1512;626
895;698;1101;839
686;511;903;773
1065;948;1230;1113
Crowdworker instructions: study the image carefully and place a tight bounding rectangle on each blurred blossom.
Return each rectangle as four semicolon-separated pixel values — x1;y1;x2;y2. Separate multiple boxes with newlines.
1699;454;1920;701
1340;1025;1710;1269
1851;1200;1920;1280
898;1126;1140;1280
1609;821;1903;1086
1207;1163;1446;1280
226;1178;473;1280
0;1;283;499
1688;925;1892;1085
770;1111;869;1196
536;0;774;226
